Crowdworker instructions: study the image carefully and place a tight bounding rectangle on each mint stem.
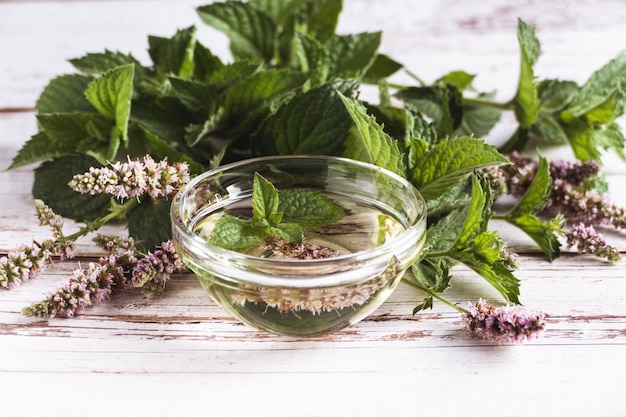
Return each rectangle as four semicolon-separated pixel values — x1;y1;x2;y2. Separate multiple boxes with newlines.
62;199;139;243
461;96;513;110
405;69;426;86
401;277;470;314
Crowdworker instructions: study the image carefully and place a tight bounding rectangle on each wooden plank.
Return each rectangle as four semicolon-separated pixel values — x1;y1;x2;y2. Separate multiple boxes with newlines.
2;255;625;343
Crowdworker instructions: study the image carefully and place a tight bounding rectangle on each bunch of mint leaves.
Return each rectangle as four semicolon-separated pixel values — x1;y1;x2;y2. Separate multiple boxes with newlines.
209;172;346;251
8;0;626;309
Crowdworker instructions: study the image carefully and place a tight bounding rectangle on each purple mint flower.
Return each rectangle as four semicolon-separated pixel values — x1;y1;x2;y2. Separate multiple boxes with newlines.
566;223;621;262
92;234;136;253
0;241;54;289
34;199;64;238
131;240;187;298
463;298;545;344
549;159;600;186
22;250;136;318
68;156;190;200
550;179;626;230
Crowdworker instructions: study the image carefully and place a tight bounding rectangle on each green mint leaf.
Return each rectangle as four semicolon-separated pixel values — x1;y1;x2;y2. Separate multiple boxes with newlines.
458;92;502;138
436;70;476;91
127;199;173;251
421;205;470;256
412;296;434;314
411;136;508;200
138;126;205;174
455;176;490;248
365;104;414;143
412;257;453;292
69;50;154;83
9;132;53;169
278;189;346;228
206;61;260;91
85;63;135;148
197;2;277;63
583;89;626;125
561;119;602;162
472;231;504;264
184;107;226;147
293;33;331;86
36;74;94;113
249;0;302;26
338;92;405;177
168;77;219;112
394;84;463;136
325;32;382;79
148;26;197;78
251;81;355;156
530;115;569;144
459;253;521;304
595;122;626;160
362;54;403;84
131;96;194;145
425;177;472;217
561;51;626;119
252;172;281;226
510;154;551;217
10;113;113;168
536;79;578;112
222;68;307;137
561;119;626;163
509;213;561;261
299;0;342;41
32;155;110;222
193;42;225;82
270;223;303;243
513;18;541;128
209;215;265;251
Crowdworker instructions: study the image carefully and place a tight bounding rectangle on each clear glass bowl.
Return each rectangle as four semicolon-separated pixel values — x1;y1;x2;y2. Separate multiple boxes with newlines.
171;155;427;336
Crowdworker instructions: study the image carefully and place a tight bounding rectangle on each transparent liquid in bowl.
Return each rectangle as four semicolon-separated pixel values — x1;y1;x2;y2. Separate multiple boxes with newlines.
191;193;409;336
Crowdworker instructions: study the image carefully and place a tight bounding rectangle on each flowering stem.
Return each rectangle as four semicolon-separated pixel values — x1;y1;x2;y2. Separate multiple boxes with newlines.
401;277;470;315
61;198;138;242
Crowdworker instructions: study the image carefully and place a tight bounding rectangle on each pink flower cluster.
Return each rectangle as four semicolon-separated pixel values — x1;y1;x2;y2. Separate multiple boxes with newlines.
22;240;187;318
0;242;53;289
566;223;621;262
463;298;546;344
131;241;187;298
1;200;77;289
68;156;190;200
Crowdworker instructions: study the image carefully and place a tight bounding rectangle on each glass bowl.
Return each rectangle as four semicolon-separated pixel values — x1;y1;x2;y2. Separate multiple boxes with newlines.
170;155;427;336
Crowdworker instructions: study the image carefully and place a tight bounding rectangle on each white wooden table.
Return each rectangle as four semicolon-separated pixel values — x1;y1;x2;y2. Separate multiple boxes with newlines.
2;1;626;416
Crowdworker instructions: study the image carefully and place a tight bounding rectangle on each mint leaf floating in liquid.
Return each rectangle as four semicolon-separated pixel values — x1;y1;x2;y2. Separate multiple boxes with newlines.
209;173;346;253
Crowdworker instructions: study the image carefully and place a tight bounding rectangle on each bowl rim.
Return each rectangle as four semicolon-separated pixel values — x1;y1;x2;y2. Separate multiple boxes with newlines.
170;155;427;286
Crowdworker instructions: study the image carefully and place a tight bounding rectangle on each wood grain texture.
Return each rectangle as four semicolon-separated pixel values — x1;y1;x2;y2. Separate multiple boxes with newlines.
1;1;626;416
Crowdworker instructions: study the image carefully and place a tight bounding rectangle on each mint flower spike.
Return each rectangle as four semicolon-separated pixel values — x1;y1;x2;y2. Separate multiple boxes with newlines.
68;155;190;200
549;159;600;186
0;241;54;289
92;234;136;253
22;240;187;318
463;299;546;344
131;240;187;298
22;251;135;318
566;223;621;262
550;178;626;230
1;200;78;289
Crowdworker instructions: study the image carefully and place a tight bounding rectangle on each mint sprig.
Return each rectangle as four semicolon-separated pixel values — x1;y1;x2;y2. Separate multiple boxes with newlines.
209;173;346;252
